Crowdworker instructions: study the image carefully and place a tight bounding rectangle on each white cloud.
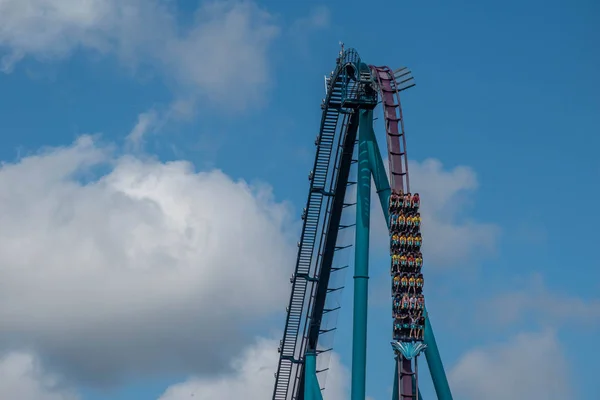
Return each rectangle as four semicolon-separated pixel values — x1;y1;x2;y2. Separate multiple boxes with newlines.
126;110;159;149
409;159;498;265
291;6;330;31
0;352;78;400
0;135;295;385
0;0;280;107
450;331;572;400
481;274;600;328
371;158;499;267
158;338;348;400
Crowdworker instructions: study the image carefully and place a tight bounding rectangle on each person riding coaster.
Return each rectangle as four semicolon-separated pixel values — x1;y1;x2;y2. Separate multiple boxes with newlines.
390;213;398;231
415;233;422;248
412;193;420;209
413;212;421;229
407;253;415;269
410;311;422;339
395;191;403;210
409;296;417;310
390;264;396;275
417;314;426;339
416;273;424;291
399;234;407;248
389;192;397;212
400;254;407;268
407;234;414;247
408;274;416;295
417;294;425;310
405;213;413;229
403;193;411;209
398;213;406;229
393;320;403;339
391;234;399;251
393;296;402;317
400;274;408;290
415;253;422;268
401;294;410;309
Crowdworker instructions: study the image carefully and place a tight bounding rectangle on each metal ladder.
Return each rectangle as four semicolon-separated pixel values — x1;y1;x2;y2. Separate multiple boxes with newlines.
272;75;345;400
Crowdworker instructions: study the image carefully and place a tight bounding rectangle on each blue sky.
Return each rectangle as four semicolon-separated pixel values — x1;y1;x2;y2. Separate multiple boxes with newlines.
0;0;598;399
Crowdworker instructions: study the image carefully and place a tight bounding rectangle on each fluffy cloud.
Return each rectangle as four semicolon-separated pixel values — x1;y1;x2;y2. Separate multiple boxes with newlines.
0;136;295;385
409;159;498;265
290;5;330;32
0;352;78;400
450;331;572;400
0;0;279;106
159;338;348;400
371;158;499;267
480;274;600;328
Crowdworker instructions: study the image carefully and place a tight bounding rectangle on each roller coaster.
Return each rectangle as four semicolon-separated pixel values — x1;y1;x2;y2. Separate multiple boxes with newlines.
272;46;454;400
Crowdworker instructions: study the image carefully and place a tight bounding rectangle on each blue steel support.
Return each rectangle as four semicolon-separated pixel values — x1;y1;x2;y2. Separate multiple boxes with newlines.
362;109;453;400
423;317;453;399
392;362;399;400
304;351;324;400
351;110;372;400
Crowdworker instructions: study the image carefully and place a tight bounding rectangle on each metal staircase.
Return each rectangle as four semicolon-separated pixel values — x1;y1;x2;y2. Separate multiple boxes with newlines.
272;74;346;400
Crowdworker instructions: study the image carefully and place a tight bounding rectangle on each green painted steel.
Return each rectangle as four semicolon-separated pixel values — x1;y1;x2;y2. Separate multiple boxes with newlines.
304;352;324;400
351;109;373;400
423;317;453;399
392;361;399;400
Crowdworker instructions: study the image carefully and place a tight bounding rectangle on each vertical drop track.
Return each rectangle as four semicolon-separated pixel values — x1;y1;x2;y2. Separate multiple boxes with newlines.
273;47;453;400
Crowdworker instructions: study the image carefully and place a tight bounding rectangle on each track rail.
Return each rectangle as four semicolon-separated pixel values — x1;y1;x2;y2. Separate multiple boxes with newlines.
272;51;362;400
369;66;414;193
294;112;358;400
371;65;420;399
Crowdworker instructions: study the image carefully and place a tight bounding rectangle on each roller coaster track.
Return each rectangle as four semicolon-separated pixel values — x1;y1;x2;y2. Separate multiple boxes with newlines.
370;65;415;193
273;49;417;400
370;65;421;399
272;54;359;400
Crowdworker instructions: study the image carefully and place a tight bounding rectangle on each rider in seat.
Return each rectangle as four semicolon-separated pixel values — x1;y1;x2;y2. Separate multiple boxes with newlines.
391;233;399;252
407;253;415;269
401;294;410;310
398;213;406;230
410;311;421;339
408;274;416;295
403;193;411;209
412;193;420;209
416;273;424;292
400;254;408;270
415;253;423;269
405;212;413;230
414;212;421;229
417;314;426;339
415;233;422;248
400;273;409;290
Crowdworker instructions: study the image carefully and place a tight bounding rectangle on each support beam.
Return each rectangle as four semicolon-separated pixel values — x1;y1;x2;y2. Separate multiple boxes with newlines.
423;317;453;399
392;361;399;400
362;110;453;400
304;351;324;400
351;110;372;400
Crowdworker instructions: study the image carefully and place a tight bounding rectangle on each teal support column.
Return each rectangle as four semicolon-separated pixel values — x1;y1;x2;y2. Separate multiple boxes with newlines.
351;110;372;400
362;111;453;400
423;317;453;400
304;351;324;400
392;361;399;400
